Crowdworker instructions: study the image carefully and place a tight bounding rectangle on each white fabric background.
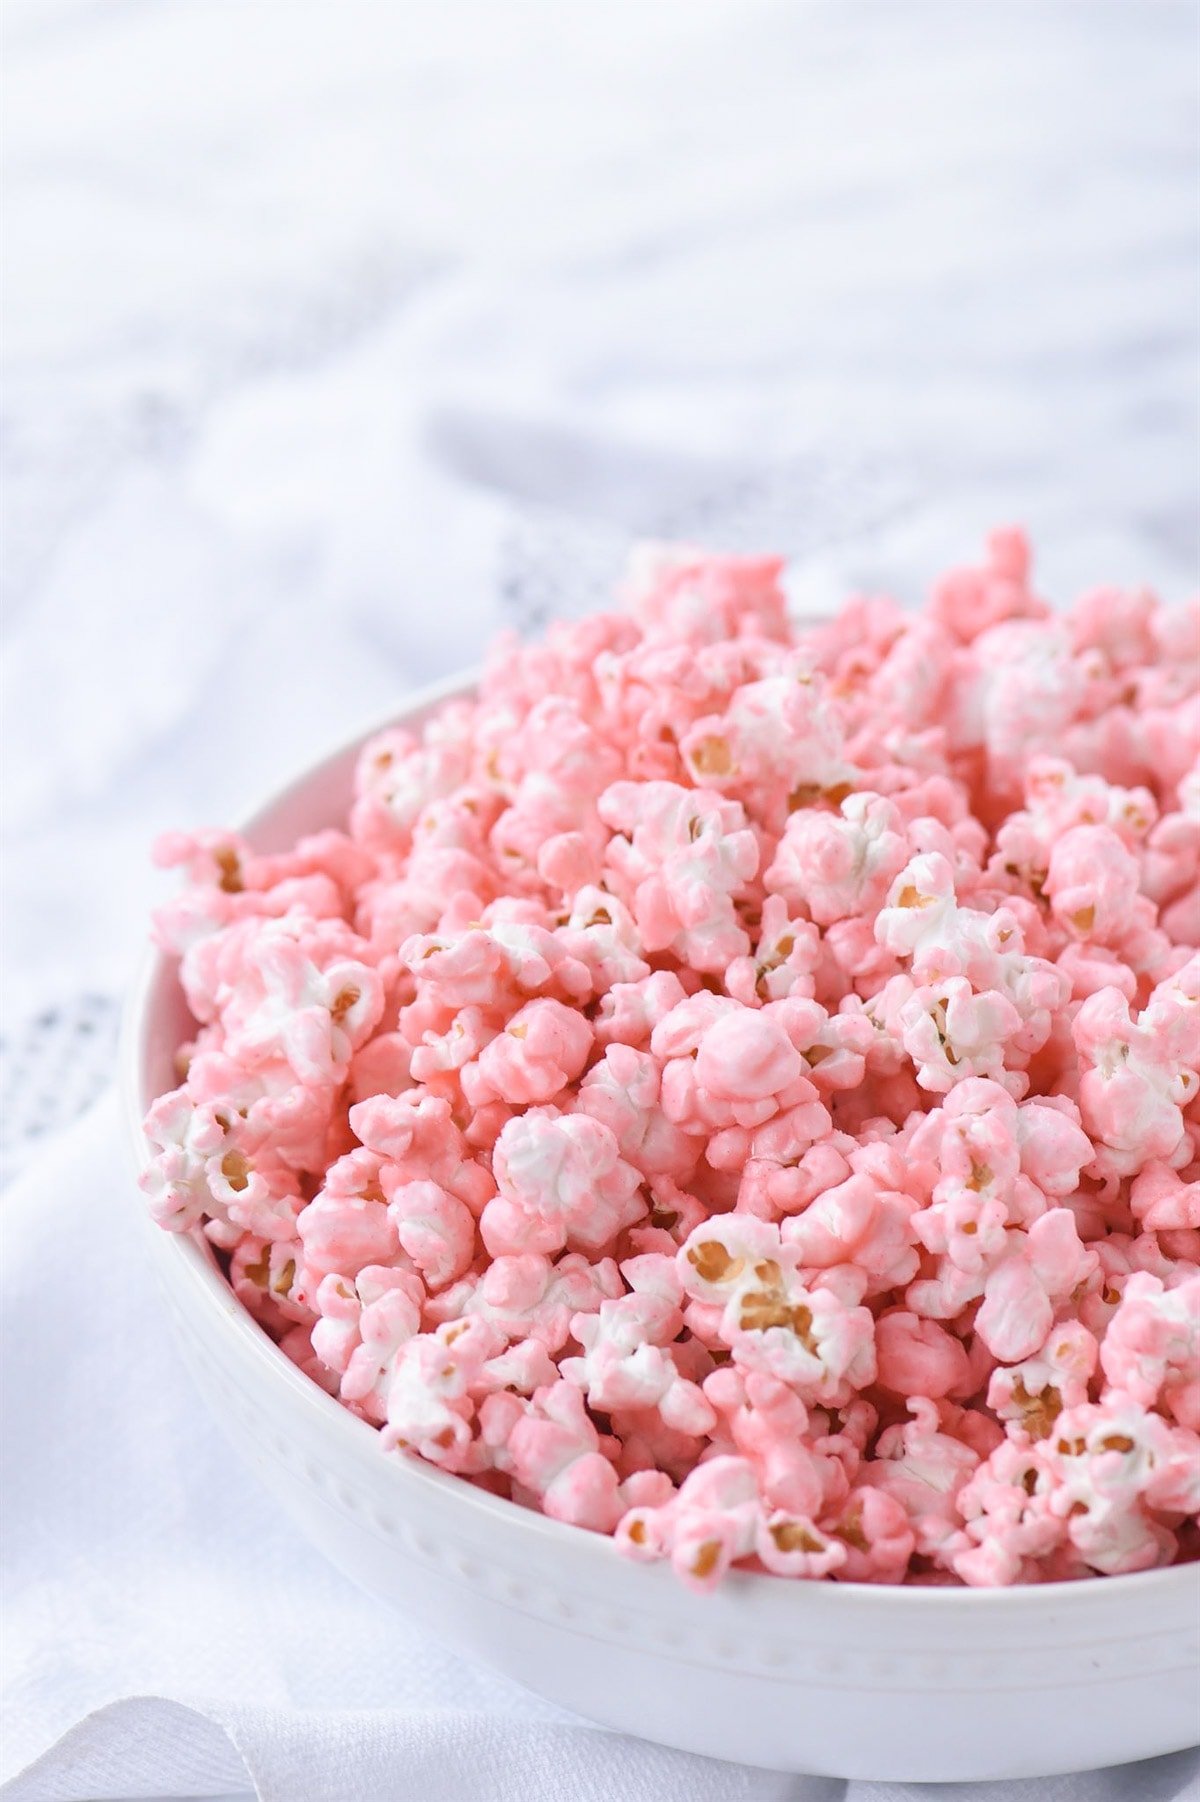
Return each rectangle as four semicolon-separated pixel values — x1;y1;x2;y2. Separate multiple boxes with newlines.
2;2;1198;1796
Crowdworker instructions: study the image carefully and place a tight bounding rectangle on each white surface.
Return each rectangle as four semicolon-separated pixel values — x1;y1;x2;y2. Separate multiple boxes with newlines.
2;2;1199;1796
1;1097;1196;1802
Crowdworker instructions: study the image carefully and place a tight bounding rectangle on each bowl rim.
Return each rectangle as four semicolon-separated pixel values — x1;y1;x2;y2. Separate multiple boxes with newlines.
120;668;1200;1614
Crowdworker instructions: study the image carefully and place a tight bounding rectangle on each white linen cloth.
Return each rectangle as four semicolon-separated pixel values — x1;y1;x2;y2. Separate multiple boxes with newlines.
2;1098;1198;1802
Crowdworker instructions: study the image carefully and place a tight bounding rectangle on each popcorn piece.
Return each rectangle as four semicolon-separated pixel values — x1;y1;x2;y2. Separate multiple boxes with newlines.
598;780;759;972
311;1266;425;1421
560;1256;716;1437
1100;1272;1200;1430
427;1251;623;1352
482;1109;646;1257
678;1217;877;1405
1045;824;1143;944
1075;982;1199;1174
766;793;909;926
462;997;593;1107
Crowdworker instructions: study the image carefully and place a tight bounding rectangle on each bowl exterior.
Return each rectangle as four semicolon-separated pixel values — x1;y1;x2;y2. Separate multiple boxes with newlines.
123;673;1200;1781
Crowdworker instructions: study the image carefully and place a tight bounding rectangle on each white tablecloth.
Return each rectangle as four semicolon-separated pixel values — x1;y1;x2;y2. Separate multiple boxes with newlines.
2;3;1198;1795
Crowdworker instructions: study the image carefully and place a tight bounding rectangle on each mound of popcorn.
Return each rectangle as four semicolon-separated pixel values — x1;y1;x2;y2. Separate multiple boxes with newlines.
142;531;1200;1590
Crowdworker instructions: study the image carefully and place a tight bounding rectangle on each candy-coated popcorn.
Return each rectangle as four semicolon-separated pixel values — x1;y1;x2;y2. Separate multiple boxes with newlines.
599;780;759;972
141;1088;304;1245
1074;981;1199;1174
974;1210;1099;1363
560;1258;716;1437
483;1109;646;1256
678;1217;877;1404
311;1266;425;1420
461;996;593;1107
987;1319;1098;1440
875;1311;973;1400
575;1044;701;1181
296;1148;399;1287
230;1235;310;1329
1043;1399;1197;1575
383;1177;476;1290
1099;1272;1200;1430
724;896;820;1006
615;1454;841;1592
381;1317;505;1471
426;1251;622;1352
349;1090;494;1216
481;1379;628;1531
1129;1163;1200;1233
781;1174;920;1294
864;1398;982;1563
592;969;691;1048
766;793;909;926
142;530;1200;1590
826;1486;916;1583
702;1366;846;1520
1045;824;1144;944
624;547;789;646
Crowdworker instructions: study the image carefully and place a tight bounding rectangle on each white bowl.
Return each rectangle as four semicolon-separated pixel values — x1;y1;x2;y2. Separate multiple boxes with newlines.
120;671;1200;1782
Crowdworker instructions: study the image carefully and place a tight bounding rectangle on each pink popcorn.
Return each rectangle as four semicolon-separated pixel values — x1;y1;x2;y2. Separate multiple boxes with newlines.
560;1258;715;1437
950;1439;1065;1586
349;1090;494;1216
142;529;1200;1591
974;1210;1099;1363
702;1366;845;1521
482;1379;627;1531
311;1266;425;1421
678;1217;877;1405
230;1235;310;1330
931;527;1045;643
461;996;592;1108
875;1311;972;1401
949;615;1086;800
555;887;652;991
766;793;909;925
1100;1272;1200;1430
382;1177;476;1290
624;547;789;646
987;1320;1098;1440
592;969;690;1048
599;780;759;972
1130;1163;1200;1233
864;1398;981;1562
1074;984;1198;1173
574;1044;701;1181
483;1108;645;1256
679;668;855;823
650;994;831;1170
724;897;820;1007
427;1251;622;1352
827;1486;916;1584
781;1174;920;1294
1045;823;1144;944
1044;1399;1195;1576
207;917;385;1084
296;1149;400;1288
351;702;476;849
892;976;1023;1094
381;1317;505;1472
141;1089;303;1245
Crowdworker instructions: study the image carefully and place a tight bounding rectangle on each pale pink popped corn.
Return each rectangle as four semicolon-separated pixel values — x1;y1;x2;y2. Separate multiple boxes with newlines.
142;531;1200;1589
